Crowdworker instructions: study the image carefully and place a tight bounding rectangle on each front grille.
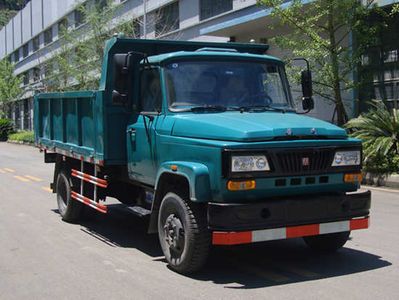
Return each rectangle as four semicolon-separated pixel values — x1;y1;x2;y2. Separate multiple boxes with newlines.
275;149;334;174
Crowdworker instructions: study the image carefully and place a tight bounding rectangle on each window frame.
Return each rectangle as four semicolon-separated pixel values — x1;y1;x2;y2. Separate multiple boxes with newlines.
139;66;164;113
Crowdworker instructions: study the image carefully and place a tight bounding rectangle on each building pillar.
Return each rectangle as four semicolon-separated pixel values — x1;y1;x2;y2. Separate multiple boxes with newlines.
30;98;34;130
20;101;24;130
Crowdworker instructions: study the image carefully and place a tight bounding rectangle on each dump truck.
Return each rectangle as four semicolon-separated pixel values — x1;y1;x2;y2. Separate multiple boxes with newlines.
34;36;371;274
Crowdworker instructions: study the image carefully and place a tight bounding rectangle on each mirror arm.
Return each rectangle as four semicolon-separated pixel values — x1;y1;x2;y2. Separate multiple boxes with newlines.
292;58;310;72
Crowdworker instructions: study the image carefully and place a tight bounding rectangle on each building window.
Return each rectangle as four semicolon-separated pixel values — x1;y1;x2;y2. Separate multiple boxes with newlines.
23;71;30;85
74;8;85;27
33;36;40;52
95;0;108;10
58;18;68;35
200;0;232;21
384;49;398;63
116;18;141;38
44;61;53;79
44;28;53;45
33;67;41;82
155;1;179;37
23;44;29;58
14;50;20;62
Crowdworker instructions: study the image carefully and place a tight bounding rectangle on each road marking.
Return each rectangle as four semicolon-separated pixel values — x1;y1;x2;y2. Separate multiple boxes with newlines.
13;175;30;182
41;187;52;193
4;168;15;173
25;175;43;182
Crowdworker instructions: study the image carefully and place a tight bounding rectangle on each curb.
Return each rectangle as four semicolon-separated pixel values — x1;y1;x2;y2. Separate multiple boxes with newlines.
385;174;399;189
363;185;399;194
6;140;35;146
363;173;399;189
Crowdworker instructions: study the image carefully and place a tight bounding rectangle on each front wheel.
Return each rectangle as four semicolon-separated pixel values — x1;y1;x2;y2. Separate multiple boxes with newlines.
303;231;350;252
158;191;211;274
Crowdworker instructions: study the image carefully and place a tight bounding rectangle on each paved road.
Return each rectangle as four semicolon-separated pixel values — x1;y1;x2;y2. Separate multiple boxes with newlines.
0;142;398;300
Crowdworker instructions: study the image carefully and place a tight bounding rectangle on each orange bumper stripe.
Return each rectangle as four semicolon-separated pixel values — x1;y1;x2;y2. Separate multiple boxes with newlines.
284;224;319;238
350;217;369;230
212;231;252;245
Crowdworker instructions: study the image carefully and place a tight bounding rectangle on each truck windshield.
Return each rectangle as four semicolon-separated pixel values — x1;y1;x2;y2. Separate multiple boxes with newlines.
164;60;293;112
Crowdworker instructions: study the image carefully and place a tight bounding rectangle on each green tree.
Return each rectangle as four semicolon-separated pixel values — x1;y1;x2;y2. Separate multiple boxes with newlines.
258;0;397;125
42;0;139;91
0;0;26;29
0;59;22;116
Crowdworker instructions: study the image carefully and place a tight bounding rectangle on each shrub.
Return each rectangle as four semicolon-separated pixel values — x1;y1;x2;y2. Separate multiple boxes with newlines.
345;101;399;175
8;131;34;144
0;118;14;141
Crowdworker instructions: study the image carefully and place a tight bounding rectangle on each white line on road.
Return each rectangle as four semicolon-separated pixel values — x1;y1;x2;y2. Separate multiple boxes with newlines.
13;175;30;182
25;175;43;182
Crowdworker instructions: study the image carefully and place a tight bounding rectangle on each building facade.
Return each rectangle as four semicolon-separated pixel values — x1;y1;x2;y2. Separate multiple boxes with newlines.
0;0;398;130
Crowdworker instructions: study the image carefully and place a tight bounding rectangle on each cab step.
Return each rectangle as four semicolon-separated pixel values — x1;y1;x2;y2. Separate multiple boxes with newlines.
125;205;151;217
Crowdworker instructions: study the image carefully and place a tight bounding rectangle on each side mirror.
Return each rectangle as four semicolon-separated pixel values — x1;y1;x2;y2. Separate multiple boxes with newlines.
112;53;131;105
300;70;314;111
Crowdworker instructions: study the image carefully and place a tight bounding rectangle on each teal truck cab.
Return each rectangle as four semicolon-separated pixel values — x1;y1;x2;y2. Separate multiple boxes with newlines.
34;37;371;274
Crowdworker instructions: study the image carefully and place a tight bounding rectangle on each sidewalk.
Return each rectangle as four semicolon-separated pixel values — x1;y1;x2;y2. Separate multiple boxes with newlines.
385;174;399;189
364;173;399;189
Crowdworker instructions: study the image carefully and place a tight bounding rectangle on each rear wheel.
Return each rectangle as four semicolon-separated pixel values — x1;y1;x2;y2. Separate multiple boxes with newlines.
56;171;84;222
303;231;350;252
158;190;211;274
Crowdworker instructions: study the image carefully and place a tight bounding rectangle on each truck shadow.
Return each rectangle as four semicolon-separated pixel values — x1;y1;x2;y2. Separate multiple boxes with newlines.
62;203;391;289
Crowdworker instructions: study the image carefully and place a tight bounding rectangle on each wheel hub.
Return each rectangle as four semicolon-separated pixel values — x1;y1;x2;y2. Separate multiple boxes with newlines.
164;214;185;254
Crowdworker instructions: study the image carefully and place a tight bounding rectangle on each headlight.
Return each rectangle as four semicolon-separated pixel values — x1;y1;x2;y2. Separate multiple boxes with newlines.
332;150;361;166
231;155;270;172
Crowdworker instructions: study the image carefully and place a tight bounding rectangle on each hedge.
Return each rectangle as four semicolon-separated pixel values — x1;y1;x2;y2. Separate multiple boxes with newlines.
8;131;34;144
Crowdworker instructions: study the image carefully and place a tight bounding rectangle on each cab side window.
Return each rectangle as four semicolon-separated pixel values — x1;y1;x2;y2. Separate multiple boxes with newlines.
140;69;162;112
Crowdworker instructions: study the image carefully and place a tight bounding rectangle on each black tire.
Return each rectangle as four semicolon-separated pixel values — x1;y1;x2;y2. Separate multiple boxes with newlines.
303;231;350;252
158;190;211;274
56;171;84;222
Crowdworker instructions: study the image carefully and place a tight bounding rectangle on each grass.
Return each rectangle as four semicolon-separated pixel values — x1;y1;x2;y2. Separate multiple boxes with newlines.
8;131;34;144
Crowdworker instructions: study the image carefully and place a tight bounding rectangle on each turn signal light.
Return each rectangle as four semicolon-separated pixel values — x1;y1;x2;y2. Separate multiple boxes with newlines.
227;180;256;191
344;173;363;183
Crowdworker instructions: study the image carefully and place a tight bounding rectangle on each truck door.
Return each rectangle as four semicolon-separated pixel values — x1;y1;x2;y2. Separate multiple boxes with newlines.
127;68;162;186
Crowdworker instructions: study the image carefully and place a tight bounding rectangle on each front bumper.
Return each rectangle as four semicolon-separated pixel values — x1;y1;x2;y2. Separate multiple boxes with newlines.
208;190;371;232
209;190;371;245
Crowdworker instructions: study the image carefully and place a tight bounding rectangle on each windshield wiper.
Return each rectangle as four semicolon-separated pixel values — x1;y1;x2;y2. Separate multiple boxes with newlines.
190;105;227;113
230;105;288;113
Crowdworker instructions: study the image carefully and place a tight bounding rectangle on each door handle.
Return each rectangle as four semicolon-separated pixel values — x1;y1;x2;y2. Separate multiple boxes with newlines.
127;128;136;133
127;128;136;150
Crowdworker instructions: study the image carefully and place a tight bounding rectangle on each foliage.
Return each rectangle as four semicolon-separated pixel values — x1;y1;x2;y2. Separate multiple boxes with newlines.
345;101;399;174
0;59;22;109
0;118;14;141
0;0;26;29
257;0;396;125
0;9;15;28
42;0;139;92
7;130;34;144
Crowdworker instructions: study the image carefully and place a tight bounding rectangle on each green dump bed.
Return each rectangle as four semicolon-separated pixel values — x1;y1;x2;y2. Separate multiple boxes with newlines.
34;89;132;165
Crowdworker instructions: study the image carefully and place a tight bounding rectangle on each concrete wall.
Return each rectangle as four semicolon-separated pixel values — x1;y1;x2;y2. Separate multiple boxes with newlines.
0;29;5;58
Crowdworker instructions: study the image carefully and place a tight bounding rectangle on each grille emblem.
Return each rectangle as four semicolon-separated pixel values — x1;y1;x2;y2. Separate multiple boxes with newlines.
302;157;310;166
311;128;317;135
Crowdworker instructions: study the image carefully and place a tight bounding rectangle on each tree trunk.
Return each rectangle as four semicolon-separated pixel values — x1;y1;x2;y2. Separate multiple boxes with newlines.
328;5;348;126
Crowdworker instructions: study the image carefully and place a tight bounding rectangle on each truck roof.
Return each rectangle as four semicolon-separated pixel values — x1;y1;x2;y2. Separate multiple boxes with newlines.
146;50;283;65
